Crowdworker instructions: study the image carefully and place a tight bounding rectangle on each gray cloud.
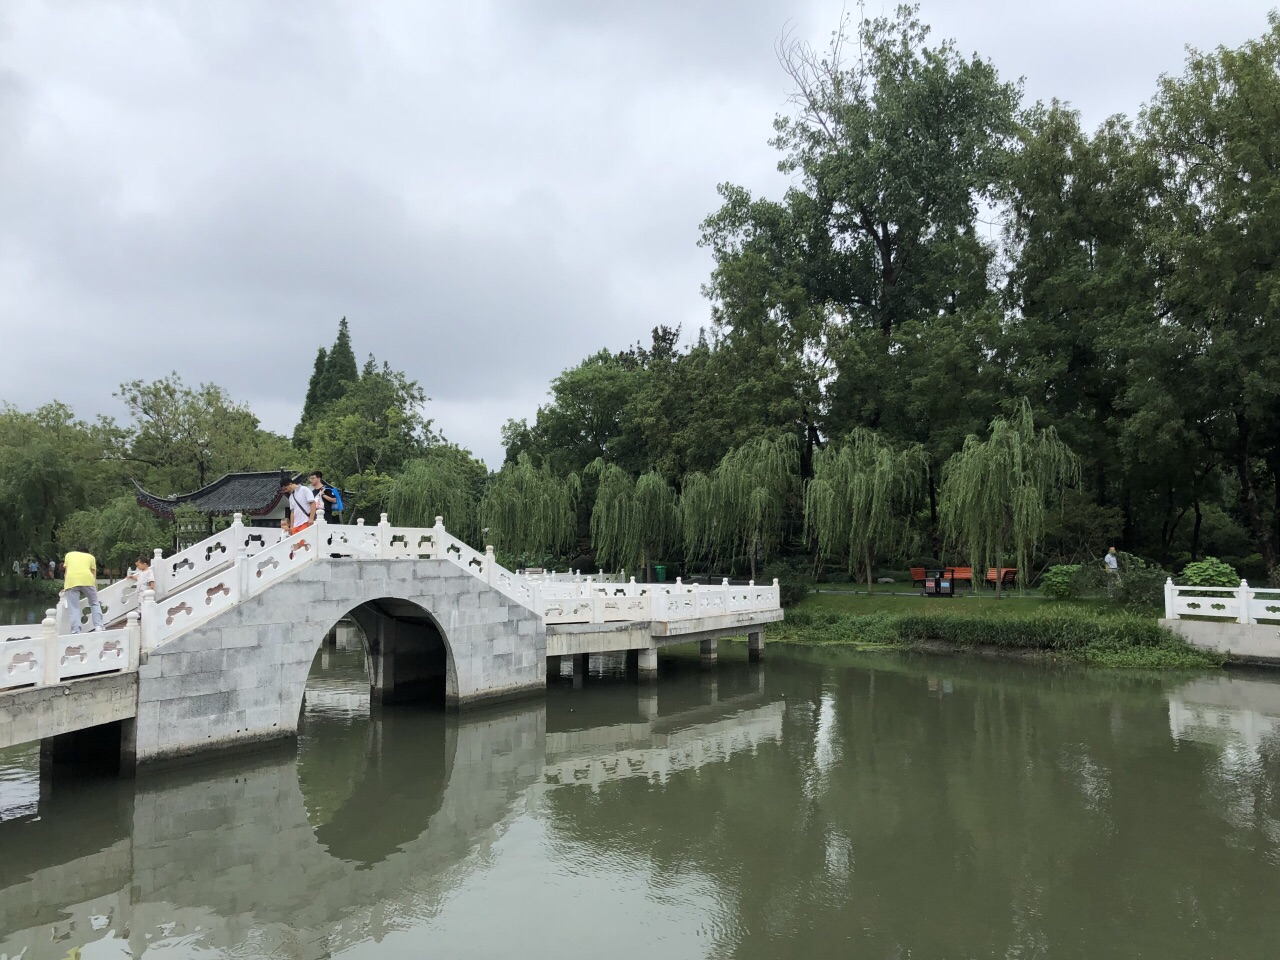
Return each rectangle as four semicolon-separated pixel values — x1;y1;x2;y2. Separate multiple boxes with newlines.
0;0;1268;466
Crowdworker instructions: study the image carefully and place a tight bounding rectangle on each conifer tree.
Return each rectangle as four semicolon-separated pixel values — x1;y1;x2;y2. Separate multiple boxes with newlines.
292;347;328;447
321;318;359;402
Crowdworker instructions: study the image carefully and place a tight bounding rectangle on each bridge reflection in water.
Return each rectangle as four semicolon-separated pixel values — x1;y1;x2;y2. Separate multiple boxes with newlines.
0;647;777;959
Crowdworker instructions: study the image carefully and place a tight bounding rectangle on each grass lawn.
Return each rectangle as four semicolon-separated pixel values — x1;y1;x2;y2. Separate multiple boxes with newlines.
797;590;1108;618
779;588;1219;669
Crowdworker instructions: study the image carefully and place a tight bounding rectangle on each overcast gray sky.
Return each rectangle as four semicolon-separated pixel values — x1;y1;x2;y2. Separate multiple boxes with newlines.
0;0;1268;468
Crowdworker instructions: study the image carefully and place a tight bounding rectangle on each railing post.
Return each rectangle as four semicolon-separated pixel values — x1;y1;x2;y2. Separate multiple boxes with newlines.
485;545;496;586
1238;579;1252;625
231;511;244;542
140;588;158;653
42;608;59;686
378;512;391;559
629;576;638;596
56;590;72;636
772;578;779;610
236;534;251;598
152;547;165;594
1164;578;1175;620
434;516;446;560
125;610;141;671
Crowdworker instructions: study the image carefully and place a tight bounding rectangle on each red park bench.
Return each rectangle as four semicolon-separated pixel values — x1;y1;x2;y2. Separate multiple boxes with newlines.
984;567;1018;590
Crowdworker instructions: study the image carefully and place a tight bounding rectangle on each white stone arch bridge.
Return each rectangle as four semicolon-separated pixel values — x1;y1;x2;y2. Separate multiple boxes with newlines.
0;514;782;767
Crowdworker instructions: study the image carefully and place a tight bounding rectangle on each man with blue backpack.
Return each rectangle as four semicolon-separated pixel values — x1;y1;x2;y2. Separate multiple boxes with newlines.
309;471;344;524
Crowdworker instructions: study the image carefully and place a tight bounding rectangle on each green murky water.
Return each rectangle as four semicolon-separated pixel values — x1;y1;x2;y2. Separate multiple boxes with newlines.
1;629;1279;958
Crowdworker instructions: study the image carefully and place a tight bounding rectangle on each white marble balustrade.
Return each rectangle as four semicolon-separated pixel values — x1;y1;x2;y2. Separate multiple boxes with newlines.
0;609;140;692
60;519;285;634
4;513;784;678
1165;579;1280;625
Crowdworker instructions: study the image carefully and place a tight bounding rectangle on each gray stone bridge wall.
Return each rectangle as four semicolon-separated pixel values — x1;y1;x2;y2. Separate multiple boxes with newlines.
132;558;546;765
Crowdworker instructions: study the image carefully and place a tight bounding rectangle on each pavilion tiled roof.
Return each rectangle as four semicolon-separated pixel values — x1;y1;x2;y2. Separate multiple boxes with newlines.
134;470;300;519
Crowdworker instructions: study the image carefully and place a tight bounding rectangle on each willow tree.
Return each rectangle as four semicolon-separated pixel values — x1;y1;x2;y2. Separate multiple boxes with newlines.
587;461;680;579
679;471;716;570
480;453;580;564
386;446;485;542
939;401;1079;595
680;436;798;579
805;429;928;591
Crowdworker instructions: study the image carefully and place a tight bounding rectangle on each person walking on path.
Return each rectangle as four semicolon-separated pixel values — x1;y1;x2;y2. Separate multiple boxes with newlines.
280;478;317;535
62;545;104;633
309;471;340;525
1105;547;1120;597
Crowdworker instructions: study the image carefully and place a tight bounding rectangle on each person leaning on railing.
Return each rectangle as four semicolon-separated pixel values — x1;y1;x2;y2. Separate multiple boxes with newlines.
61;545;105;633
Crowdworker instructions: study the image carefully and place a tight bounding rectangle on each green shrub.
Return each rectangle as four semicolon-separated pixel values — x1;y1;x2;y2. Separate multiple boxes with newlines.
1114;562;1168;611
763;561;813;608
1180;556;1240;588
1042;564;1082;600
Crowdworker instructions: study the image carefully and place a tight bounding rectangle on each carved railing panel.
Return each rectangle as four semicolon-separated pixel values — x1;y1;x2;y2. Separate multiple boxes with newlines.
0;638;44;690
58;633;129;680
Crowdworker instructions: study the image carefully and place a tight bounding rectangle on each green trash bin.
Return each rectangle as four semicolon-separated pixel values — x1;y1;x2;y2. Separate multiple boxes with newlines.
653;564;667;582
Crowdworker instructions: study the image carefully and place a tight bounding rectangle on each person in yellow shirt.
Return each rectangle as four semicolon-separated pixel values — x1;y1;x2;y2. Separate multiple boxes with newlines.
62;545;104;633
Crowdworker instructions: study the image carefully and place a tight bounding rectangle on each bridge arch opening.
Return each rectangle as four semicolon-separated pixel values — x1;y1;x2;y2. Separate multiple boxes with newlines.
295;673;454;868
323;598;458;707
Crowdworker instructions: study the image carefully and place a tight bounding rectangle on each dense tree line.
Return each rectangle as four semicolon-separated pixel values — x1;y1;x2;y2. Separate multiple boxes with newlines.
503;8;1280;583
3;8;1277;589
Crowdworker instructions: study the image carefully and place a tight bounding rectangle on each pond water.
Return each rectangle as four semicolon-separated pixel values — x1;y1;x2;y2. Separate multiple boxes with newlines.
0;598;51;628
1;636;1279;958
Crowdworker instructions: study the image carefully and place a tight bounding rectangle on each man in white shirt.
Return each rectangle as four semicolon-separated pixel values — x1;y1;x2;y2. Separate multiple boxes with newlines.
280;478;317;534
1105;546;1119;597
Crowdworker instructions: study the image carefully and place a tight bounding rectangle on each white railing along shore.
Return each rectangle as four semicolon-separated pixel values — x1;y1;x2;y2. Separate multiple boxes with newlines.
2;512;782;694
1163;578;1280;625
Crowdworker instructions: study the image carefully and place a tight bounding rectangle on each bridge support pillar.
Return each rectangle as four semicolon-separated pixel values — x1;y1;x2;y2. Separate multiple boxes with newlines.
548;655;574;681
634;647;657;679
571;653;590;688
748;629;765;662
700;638;718;666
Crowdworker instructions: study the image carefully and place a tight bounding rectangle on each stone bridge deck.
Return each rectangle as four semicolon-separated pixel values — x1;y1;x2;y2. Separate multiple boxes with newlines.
0;514;782;765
